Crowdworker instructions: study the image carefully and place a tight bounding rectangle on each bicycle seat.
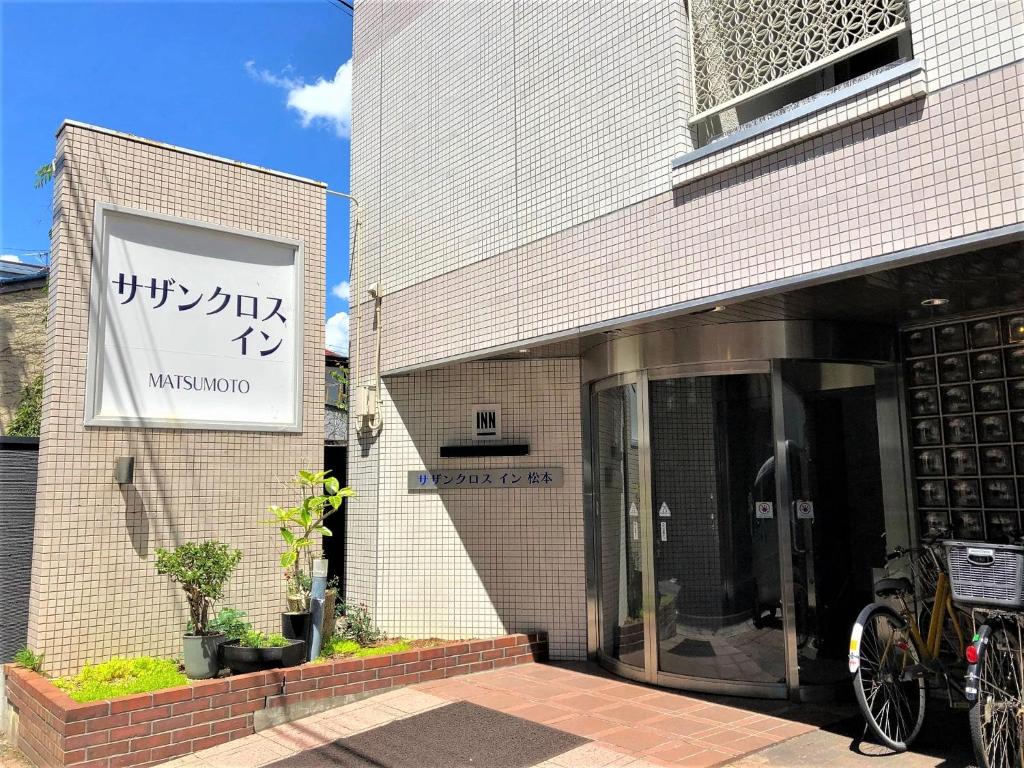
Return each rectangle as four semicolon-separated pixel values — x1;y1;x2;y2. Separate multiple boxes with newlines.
874;577;913;597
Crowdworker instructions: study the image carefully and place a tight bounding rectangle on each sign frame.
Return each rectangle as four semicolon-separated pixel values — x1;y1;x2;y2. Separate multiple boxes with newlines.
84;202;305;432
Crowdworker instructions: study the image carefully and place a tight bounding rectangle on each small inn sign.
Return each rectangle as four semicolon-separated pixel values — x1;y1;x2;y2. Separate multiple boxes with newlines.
471;404;501;440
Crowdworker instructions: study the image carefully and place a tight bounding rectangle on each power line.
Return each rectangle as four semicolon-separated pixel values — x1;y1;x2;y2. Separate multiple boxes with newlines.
323;0;353;16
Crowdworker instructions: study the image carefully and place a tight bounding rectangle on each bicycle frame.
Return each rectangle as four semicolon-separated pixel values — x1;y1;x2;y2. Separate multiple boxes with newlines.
906;570;966;661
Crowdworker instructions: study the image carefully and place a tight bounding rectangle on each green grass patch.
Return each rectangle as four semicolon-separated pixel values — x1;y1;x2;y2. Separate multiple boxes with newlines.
53;657;187;702
318;636;411;661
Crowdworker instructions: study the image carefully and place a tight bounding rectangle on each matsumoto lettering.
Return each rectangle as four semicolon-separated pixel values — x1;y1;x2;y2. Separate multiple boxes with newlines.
148;372;251;394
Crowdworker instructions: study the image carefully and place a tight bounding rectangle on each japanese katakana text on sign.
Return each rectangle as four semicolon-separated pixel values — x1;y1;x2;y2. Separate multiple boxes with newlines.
408;468;564;490
85;204;302;431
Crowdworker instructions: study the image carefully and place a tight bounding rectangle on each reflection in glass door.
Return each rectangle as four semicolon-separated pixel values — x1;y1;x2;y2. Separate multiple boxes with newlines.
593;383;645;668
647;374;786;689
776;361;888;687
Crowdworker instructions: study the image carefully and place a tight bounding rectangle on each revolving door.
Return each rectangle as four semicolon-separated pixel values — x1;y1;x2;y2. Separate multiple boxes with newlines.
585;322;912;699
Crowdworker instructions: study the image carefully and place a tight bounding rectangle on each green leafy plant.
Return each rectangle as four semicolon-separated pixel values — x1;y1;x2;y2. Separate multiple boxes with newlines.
6;374;42;437
154;541;242;635
267;470;354;604
206;608;250;641
337;601;383;646
54;657;187;703
14;646;44;674
34;161;55;188
318;636;410;661
329;368;349;411
238;630;290;649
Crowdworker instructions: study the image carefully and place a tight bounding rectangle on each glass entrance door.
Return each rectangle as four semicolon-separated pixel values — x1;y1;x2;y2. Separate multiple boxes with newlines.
590;362;891;697
774;361;889;690
647;373;787;694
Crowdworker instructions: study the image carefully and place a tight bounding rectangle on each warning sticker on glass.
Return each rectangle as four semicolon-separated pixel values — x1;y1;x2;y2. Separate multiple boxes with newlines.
755;501;774;519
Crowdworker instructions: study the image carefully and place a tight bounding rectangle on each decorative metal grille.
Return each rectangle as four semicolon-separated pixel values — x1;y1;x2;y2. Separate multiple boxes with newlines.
690;0;907;117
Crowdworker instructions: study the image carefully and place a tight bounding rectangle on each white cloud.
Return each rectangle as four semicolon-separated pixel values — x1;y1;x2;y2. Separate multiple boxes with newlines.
246;59;352;138
325;311;349;353
331;280;350;302
1;254;23;263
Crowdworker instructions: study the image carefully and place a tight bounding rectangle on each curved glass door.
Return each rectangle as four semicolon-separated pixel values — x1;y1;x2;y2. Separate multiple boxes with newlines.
776;361;887;688
648;374;786;688
591;364;891;697
593;382;645;668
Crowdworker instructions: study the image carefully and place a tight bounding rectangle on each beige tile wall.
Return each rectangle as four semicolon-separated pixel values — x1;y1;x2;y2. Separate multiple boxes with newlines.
349;1;1024;376
29;123;326;675
374;59;1023;373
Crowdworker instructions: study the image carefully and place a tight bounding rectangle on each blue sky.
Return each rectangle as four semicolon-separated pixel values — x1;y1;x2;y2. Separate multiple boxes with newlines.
1;0;354;351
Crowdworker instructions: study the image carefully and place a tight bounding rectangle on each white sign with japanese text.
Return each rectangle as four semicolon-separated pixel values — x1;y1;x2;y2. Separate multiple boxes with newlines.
85;204;303;431
408;468;563;490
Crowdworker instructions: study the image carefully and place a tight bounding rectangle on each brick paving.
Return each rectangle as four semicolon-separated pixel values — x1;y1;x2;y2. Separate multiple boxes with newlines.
156;662;967;768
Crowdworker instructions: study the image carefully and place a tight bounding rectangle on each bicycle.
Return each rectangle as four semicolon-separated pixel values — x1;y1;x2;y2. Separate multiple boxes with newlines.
960;540;1024;768
848;536;969;751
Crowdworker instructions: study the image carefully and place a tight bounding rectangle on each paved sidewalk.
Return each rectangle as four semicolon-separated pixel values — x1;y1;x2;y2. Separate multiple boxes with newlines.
159;662;969;768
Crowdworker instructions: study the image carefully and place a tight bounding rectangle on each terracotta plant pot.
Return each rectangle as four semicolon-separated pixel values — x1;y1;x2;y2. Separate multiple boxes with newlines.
220;639;305;675
182;633;225;679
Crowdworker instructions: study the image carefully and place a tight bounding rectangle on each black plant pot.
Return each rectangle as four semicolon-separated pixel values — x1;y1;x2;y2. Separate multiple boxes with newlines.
282;611;311;643
220;639;306;675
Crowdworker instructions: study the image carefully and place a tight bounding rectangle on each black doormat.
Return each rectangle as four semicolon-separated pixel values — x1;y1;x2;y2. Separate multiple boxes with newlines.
263;701;588;768
668;638;717;657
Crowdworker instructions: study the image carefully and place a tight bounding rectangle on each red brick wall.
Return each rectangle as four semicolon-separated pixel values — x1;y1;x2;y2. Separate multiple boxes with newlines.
4;633;546;768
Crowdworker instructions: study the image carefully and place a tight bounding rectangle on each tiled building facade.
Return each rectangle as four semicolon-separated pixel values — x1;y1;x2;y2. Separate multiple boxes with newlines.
346;0;1024;669
30;123;326;675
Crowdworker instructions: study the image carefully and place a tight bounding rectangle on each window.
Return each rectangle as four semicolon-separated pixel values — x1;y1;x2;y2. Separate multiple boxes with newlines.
689;0;910;146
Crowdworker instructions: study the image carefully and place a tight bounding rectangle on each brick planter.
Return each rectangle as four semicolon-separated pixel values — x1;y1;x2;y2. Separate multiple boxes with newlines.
4;633;547;768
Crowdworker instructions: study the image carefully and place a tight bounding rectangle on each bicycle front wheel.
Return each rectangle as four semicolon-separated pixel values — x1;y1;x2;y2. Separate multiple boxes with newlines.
851;604;927;751
969;621;1024;768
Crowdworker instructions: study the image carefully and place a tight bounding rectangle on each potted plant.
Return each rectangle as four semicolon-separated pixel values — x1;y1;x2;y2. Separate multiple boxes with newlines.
220;629;305;674
266;470;353;641
155;541;242;679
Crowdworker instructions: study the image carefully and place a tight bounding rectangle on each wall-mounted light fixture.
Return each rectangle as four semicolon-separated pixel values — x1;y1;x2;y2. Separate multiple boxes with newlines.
115;457;135;484
921;297;949;307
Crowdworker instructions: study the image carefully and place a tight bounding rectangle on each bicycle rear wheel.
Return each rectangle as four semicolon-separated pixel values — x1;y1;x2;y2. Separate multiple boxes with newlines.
851;604;927;751
969;621;1024;768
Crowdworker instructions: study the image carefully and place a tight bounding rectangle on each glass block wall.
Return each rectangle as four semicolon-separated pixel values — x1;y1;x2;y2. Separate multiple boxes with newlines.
903;310;1024;542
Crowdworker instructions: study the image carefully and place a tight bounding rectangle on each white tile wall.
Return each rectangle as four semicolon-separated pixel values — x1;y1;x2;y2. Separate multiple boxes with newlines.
370;360;586;659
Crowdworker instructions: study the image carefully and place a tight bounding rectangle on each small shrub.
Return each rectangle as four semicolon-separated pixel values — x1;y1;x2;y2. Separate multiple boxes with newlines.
14;646;44;674
238;630;290;649
54;657;186;703
154;541;242;635
6;374;42;437
337;601;383;646
206;608;250;640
